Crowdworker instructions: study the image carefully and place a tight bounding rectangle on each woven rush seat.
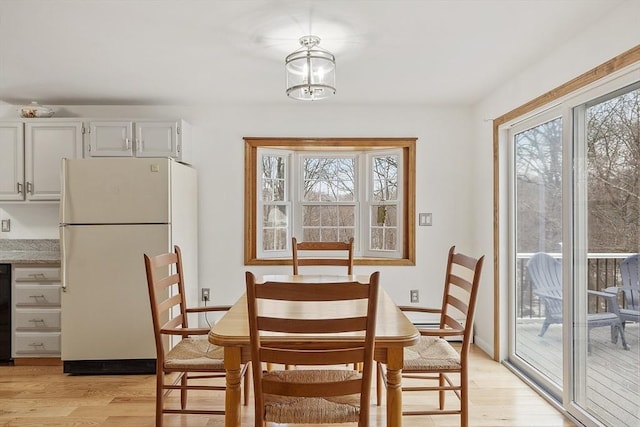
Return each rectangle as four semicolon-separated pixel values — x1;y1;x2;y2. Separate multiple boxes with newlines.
164;336;225;370
403;336;461;371
263;369;362;423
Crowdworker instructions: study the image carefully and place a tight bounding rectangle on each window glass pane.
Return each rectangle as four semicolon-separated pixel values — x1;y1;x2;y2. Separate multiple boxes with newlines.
370;205;398;251
339;206;355;227
262;228;287;251
303;205;321;226
371;205;397;227
303;228;320;241
370;227;397;251
261;155;286;202
303;157;355;202
372;155;398;201
262;205;288;251
513;117;563;389
263;205;287;227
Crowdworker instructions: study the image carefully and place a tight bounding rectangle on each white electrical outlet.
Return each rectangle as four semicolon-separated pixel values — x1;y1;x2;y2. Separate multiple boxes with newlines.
1;219;10;232
410;289;419;303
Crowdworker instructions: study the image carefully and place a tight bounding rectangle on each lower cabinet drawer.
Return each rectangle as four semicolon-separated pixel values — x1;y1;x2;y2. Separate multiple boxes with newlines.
14;267;60;281
14;309;61;331
14;333;61;356
14;284;61;306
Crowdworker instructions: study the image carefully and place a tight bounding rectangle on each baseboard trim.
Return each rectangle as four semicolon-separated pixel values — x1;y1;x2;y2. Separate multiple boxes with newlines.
63;358;156;375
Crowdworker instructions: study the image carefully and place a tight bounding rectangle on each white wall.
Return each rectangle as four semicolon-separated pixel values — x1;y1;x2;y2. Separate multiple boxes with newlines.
470;0;640;357
0;103;476;313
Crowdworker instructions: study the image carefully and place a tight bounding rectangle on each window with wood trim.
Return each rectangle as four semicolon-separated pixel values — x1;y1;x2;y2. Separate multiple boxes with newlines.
244;137;416;266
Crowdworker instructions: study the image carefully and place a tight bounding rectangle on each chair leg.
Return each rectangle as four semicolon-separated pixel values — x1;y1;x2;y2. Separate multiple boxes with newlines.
243;364;250;406
180;372;187;410
461;369;468;427
438;373;445;410
156;369;164;427
376;363;383;406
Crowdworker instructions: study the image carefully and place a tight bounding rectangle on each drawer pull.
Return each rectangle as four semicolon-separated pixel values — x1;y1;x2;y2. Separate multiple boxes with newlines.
29;295;47;301
28;343;45;348
29;319;46;325
28;273;47;279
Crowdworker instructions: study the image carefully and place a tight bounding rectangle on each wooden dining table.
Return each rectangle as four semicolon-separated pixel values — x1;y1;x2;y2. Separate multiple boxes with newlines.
208;274;420;427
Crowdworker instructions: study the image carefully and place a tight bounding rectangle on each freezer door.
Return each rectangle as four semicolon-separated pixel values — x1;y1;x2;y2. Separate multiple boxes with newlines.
60;158;171;224
60;224;169;361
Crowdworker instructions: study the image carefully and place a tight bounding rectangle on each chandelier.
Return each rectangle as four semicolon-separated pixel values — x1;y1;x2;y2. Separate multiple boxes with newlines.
285;35;336;101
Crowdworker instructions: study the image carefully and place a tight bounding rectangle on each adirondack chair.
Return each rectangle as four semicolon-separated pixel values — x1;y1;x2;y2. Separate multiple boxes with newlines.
618;254;640;325
527;252;629;351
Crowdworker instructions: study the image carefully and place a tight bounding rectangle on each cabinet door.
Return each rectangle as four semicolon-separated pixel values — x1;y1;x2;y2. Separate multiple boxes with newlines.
0;122;25;200
87;121;133;157
135;121;178;158
25;122;83;201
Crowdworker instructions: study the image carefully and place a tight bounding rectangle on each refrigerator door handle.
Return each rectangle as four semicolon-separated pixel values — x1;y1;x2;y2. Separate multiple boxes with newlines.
60;158;67;223
60;225;67;292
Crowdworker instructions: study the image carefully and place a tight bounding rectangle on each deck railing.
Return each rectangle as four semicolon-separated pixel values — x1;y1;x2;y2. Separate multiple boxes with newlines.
515;252;637;318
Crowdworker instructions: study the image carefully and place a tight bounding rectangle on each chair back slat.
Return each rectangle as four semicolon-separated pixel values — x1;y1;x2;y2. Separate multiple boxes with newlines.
258;316;368;334
292;237;354;275
256;280;369;301
261;347;366;366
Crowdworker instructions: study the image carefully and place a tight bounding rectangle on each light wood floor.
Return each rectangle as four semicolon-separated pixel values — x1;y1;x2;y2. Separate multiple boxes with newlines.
0;345;575;426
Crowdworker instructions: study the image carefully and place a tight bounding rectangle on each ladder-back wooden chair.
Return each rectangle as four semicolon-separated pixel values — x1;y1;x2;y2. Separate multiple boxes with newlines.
246;271;379;426
144;245;249;426
292;237;354;275
376;246;484;427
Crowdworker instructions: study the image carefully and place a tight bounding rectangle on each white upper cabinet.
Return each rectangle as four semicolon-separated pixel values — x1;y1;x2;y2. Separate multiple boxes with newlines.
86;121;134;157
25;122;84;201
0;122;24;201
85;120;189;162
0;121;83;202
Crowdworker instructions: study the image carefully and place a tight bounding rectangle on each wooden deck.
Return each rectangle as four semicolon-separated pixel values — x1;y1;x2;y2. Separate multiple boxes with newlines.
515;320;639;426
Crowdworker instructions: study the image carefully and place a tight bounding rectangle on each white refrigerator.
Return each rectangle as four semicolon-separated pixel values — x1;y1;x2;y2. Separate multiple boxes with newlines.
59;157;197;374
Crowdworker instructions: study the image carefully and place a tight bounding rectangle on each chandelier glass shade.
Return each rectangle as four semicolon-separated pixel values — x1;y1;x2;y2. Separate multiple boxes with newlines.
285;35;336;101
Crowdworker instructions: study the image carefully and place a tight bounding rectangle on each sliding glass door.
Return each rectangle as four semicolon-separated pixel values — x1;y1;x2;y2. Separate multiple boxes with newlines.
510;112;564;398
571;84;639;426
508;76;639;426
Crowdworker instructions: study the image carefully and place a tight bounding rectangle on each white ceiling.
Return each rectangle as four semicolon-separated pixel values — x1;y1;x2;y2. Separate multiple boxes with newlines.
0;0;626;107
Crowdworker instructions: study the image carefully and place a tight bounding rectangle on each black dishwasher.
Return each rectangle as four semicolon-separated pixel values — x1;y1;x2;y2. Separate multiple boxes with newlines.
0;264;10;362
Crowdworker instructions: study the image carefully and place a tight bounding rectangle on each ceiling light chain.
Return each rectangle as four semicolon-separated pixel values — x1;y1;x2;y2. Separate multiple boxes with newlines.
285;35;336;101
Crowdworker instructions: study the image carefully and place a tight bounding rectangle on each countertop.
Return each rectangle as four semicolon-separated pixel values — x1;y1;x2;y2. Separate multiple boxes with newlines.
0;239;60;264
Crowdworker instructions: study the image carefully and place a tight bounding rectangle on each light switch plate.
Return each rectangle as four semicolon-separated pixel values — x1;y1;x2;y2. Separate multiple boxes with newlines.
1;219;10;232
419;213;432;226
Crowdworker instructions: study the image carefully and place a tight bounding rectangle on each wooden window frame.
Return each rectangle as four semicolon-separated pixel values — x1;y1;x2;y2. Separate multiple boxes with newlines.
244;137;416;266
